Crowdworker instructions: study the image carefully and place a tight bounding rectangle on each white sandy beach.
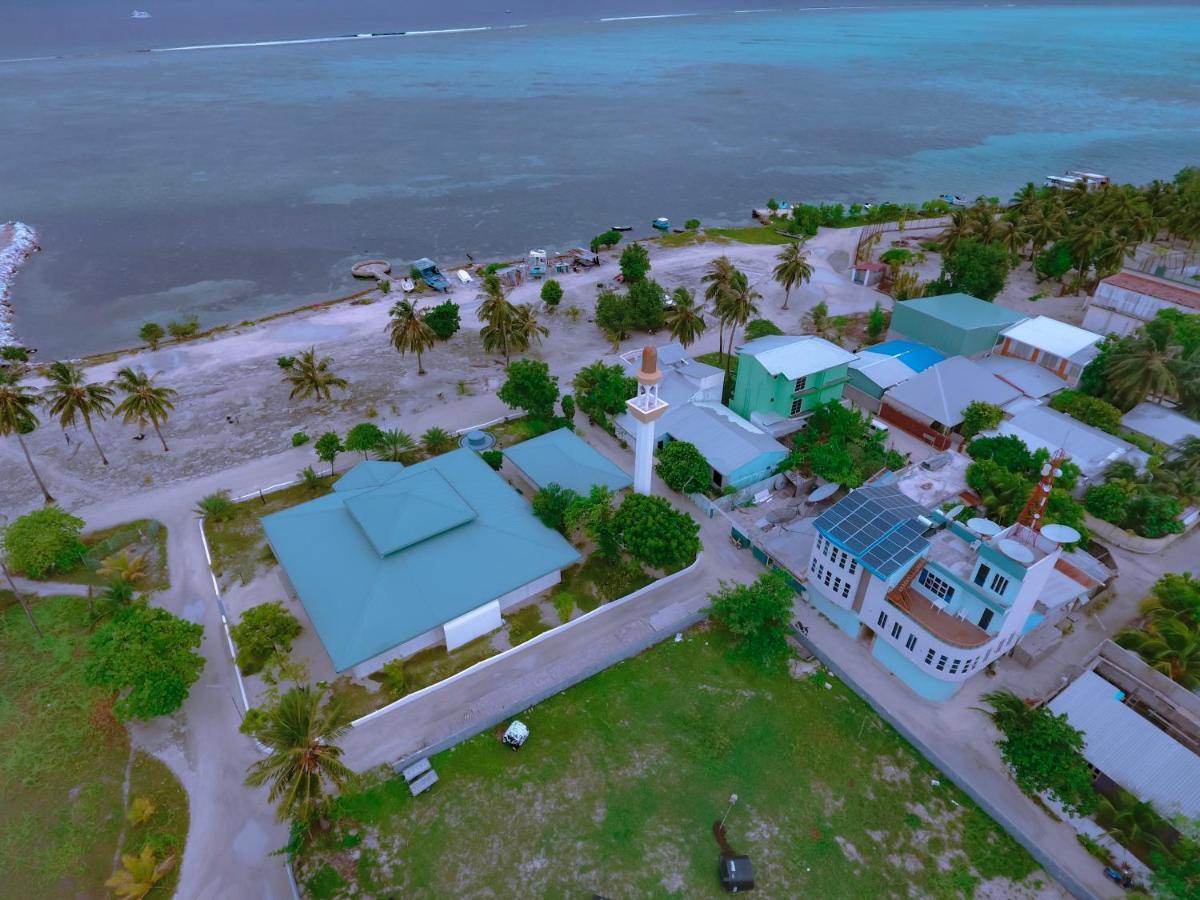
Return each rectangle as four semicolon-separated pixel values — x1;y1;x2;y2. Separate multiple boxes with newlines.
0;221;38;348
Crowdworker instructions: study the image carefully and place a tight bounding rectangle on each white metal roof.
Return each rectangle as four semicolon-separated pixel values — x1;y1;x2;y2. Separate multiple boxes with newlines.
975;354;1068;399
883;356;1022;427
848;351;920;391
1048;670;1200;819
1000;316;1102;362
992;405;1142;478
1121;402;1200;448
739;334;856;380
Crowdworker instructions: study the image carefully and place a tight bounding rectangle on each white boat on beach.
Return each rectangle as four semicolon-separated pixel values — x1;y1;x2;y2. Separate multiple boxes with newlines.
401;278;415;293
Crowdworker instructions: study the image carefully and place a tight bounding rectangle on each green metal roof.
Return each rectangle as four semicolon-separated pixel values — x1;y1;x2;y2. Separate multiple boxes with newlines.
261;449;580;672
897;294;1026;330
503;427;632;495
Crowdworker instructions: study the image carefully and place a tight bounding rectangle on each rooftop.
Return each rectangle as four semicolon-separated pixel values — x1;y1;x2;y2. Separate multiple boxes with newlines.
1100;271;1200;310
975;354;1071;399
737;334;857;380
992;404;1143;478
814;484;931;578
884;356;1022;427
1121;401;1200;448
868;339;946;374
661;402;787;477
895;294;1026;331
848;351;919;392
1000;315;1102;363
503;427;633;495
261;450;580;672
887;579;991;649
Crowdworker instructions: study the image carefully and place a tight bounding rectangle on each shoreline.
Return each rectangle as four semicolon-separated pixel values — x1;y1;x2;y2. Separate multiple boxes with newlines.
0;221;39;348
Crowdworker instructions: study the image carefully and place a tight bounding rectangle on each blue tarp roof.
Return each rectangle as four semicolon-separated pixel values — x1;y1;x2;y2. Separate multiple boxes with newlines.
867;340;945;373
262;450;580;672
503;427;632;495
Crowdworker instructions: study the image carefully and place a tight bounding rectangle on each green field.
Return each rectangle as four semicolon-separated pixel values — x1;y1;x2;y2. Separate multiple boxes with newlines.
296;628;1044;898
0;594;189;898
29;518;170;591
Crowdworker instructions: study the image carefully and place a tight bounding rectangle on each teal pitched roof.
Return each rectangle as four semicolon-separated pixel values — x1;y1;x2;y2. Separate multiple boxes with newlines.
503;427;632;495
898;294;1026;330
262;449;580;672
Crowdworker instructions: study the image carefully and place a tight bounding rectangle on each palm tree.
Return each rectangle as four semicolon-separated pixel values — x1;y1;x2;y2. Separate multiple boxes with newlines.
1106;332;1183;407
938;209;975;257
720;271;761;398
43;361;116;465
1116;618;1200;689
421;426;455;455
802;300;831;338
113;368;178;452
245;685;353;825
281;348;348;403
1096;794;1170;860
478;274;518;364
663;287;706;348
377;428;417;463
772;242;813;311
701;256;737;353
1066;216;1106;284
385;299;436;375
1139;573;1200;629
0;378;54;503
512;302;549;352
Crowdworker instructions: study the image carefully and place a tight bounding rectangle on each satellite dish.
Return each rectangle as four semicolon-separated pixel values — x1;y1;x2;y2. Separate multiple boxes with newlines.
967;517;1003;537
808;482;840;503
944;504;965;522
998;538;1035;564
1041;524;1081;545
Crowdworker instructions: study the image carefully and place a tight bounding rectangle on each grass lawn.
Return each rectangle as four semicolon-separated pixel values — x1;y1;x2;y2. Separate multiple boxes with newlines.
120;751;191;898
0;594;188;898
30;519;170;591
297;629;1043;898
705;225;797;245
694;351;737;385
204;477;336;586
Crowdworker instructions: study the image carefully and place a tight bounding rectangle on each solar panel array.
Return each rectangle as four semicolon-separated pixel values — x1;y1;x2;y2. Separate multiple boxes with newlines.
813;485;931;577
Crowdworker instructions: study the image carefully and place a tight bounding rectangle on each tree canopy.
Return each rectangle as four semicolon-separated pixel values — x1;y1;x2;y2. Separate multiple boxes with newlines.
613;493;700;571
619;243;651;283
960;401;1004;440
706;570;796;670
344;422;384;459
532;483;579;534
423;300;461;340
314;432;342;475
573;362;637;425
497;358;559;422
783;402;904;487
941;237;1010;301
2;506;85;579
655;440;711;494
229;601;303;675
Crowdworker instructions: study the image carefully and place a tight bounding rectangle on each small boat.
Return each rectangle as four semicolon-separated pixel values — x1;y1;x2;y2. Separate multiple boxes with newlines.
131;9;151;18
401;278;415;293
652;217;670;231
611;225;633;232
413;258;450;292
940;194;968;207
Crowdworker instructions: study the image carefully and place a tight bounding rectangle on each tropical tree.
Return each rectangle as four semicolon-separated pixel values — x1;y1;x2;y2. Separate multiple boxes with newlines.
1116;618;1200;690
1096;794;1172;860
512;302;549;352
43;360;116;464
0;377;54;503
386;299;436;375
720;270;761;390
565;485;620;560
377;428;417;463
701;256;737;352
106;844;175;899
706;570;796;669
478;274;518;364
422;426;455;455
281;348;348;403
113;367;178;452
1105;330;1184;408
772;241;813;311
98;550;148;587
802;300;831;338
344;422;384;459
244;685;353;825
663;287;706;348
497;358;559;421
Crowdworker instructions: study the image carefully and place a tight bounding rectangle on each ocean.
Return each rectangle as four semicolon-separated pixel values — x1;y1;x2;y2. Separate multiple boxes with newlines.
2;1;1198;358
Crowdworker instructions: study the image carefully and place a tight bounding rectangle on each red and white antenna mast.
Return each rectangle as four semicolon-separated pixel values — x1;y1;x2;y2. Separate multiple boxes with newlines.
1016;449;1068;534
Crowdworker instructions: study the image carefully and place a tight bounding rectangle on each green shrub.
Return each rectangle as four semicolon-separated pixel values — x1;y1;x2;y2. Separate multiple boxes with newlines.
423;301;461;340
377;658;408;699
166;315;200;340
1125;493;1184;538
229;601;302;675
291;431;310;447
195;490;236;521
2;507;86;579
656;440;712;494
960;401;1005;440
540;280;563;306
1084;483;1129;524
480;449;503;471
276;356;296;369
138;323;165;350
684;218;701;230
589;230;622;253
1049;390;1123;434
298;466;322;491
743;319;784;341
553;591;575;624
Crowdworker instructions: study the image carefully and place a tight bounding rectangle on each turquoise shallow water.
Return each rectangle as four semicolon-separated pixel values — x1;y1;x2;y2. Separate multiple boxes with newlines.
2;3;1198;356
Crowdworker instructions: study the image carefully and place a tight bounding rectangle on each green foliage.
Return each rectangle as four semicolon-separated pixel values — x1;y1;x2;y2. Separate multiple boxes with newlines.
560;393;575;422
291;431;310;447
540;279;563;306
982;690;1096;817
627;279;666;332
139;322;165;349
422;300;461;340
480;449;503;471
960;401;1004;440
498;358;559;421
298;465;322;491
618;243;651;283
566;485;621;560
1126;493;1185;538
165;314;200;340
532;483;579;534
655;440;711;493
1035;240;1073;281
594;288;634;342
314;432;342;474
1048;389;1123;434
1150;838;1200;898
879;248;914;266
2;507;86;579
276;355;296;369
941;238;1010;301
706;570;796;669
195;490;236;522
966;434;1034;471
86;601;205;720
376;659;408;699
590;229;622;253
866;302;888;339
229;601;303;675
422;426;455;455
743;318;784;340
782;402;891;488
1084;482;1129;524
613;493;700;570
377;428;418;463
573;361;637;424
684;218;701;230
553;591;575;623
344;422;384;458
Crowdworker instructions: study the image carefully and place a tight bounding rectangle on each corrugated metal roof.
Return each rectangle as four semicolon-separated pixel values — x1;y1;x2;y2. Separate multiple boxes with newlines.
1001;315;1102;362
975;354;1067;399
993;405;1141;478
738;334;856;380
896;294;1026;330
503;427;632;495
661;402;787;477
1048;670;1200;819
813;484;930;578
869;339;946;373
849;351;921;391
262;450;580;672
884;356;1022;427
1102;271;1200;310
1122;402;1200;448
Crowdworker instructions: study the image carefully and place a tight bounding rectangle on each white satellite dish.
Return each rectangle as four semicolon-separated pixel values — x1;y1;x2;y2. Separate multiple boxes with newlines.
967;517;1003;537
808;482;840;503
998;538;1035;564
1041;524;1081;545
944;504;965;521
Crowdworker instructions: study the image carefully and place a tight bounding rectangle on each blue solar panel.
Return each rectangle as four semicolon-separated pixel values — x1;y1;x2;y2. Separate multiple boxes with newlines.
814;484;931;577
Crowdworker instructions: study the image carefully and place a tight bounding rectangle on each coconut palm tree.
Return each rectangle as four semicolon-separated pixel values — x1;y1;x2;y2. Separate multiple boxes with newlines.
0;378;54;503
512;302;549;352
377;428;417;463
1066;216;1107;284
1116;618;1200;689
245;685;353;825
385;299;436;375
478;274;518;364
663;287;706;348
281;348;348;403
938;209;975;257
720;271;761;398
772;242;813;311
113;367;178;452
1096;794;1170;860
1105;331;1183;408
701;256;737;353
42;360;116;465
1139;573;1200;629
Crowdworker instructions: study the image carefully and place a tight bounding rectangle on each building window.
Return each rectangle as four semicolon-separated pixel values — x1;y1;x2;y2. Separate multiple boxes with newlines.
824;569;833;586
811;557;818;574
839;551;848;569
906;634;918;651
877;610;888;629
848;558;858;575
918;568;955;601
841;580;851;598
890;622;902;640
978;608;994;630
949;658;961;674
790;396;804;417
974;563;990;587
832;577;842;595
793;375;807;393
990;573;1010;596
925;648;935;665
936;654;948;671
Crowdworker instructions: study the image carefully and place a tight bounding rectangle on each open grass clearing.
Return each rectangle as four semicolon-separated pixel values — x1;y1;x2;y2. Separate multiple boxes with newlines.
29;518;170;591
0;594;188;898
120;752;190;898
705;225;798;245
297;628;1048;898
551;552;652;616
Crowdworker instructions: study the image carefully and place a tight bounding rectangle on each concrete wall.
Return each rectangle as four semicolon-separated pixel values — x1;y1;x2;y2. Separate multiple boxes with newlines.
1083;512;1191;554
444;600;503;651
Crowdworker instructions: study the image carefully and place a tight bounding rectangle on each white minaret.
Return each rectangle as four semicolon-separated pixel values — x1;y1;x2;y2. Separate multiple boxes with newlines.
625;345;669;495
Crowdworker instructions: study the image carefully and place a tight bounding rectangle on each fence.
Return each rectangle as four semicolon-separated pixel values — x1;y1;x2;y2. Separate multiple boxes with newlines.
855;215;952;262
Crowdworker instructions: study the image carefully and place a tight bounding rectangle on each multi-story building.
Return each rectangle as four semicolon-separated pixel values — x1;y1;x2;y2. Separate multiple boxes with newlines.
804;482;1098;700
729;334;855;437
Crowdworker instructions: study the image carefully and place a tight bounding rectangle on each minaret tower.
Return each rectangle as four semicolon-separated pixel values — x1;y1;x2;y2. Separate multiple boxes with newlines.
625;346;669;495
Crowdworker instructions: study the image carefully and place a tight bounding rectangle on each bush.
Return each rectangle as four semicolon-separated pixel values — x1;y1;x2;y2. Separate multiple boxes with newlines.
498;359;559;421
540;279;563;306
139;322;165;350
960;401;1005;440
627;279;666;332
1125;493;1184;538
880;248;914;266
276;356;296;369
684;218;700;230
619;243;651;283
965;434;1035;471
573;362;637;421
743;319;784;341
706;570;795;669
2;507;86;579
480;449;503;471
423;300;461;340
298;465;322;491
1035;240;1073;281
590;229;622;253
166;314;200;340
291;431;310;447
553;591;575;624
1084;482;1129;524
1049;389;1123;434
942;238;1009;301
376;659;407;699
782;401;890;488
532;484;578;534
195;490;236;522
655;440;711;493
560;394;575;422
866;302;888;339
345;422;384;459
614;493;700;570
229;601;303;675
422;427;455;455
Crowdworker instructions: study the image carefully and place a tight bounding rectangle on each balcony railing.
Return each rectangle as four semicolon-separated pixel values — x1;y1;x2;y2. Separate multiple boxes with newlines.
886;585;991;649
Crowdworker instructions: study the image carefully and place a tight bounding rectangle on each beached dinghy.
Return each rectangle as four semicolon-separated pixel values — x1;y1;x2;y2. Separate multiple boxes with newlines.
401;278;415;292
652;217;670;231
611;225;632;232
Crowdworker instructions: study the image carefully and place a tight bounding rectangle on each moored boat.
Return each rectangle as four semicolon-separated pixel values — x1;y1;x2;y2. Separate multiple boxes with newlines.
652;217;670;231
611;225;633;232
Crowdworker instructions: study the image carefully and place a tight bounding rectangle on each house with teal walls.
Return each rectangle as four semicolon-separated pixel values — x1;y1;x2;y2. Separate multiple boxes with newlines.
887;293;1025;359
730;335;856;437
